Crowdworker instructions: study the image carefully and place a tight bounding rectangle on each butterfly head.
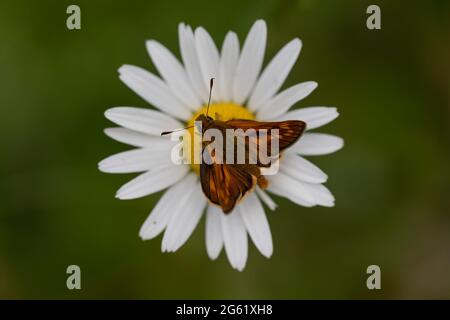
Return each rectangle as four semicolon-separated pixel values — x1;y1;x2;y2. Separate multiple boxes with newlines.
195;113;213;122
194;113;214;133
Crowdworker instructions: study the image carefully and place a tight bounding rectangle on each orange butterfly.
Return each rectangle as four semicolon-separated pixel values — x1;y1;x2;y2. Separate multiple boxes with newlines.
162;79;306;213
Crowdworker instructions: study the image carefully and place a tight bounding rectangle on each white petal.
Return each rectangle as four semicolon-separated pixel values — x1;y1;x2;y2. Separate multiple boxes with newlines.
195;27;221;102
118;65;191;121
289;133;344;156
146;40;201;110
267;172;316;207
280;153;328;183
104;127;172;148
116;163;189;200
239;193;273;258
162;181;207;252
178;23;209;103
105;107;182;136
139;173;197;240
232;20;267;104
205;205;223;260
255;187;277;211
276;107;339;130
218;32;239;102
221;208;248;271
305;183;335;207
248;39;302;111
99;147;173;174
257;82;318;120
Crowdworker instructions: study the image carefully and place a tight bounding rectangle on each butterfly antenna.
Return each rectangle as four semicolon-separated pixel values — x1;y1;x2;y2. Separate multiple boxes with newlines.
161;78;213;136
161;125;194;136
205;78;214;117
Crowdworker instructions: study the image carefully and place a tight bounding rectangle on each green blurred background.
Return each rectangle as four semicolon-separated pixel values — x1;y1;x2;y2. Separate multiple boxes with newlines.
1;0;449;299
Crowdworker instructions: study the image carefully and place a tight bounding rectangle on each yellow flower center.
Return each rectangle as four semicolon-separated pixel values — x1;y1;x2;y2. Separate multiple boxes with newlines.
184;103;254;174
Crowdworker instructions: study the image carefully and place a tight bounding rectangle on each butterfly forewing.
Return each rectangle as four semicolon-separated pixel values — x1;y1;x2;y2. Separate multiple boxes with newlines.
225;119;306;154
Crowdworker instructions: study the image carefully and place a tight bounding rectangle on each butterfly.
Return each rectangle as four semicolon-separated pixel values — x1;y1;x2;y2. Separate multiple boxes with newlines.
162;79;306;214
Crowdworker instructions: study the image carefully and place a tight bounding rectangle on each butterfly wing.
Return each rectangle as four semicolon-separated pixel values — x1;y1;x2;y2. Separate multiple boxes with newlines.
199;119;305;213
225;119;306;152
224;119;306;167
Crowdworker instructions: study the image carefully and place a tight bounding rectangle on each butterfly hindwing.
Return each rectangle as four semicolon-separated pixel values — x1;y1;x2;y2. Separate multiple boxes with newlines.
200;162;259;213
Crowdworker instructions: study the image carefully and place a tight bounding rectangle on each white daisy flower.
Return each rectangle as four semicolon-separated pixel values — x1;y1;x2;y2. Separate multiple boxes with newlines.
99;20;343;271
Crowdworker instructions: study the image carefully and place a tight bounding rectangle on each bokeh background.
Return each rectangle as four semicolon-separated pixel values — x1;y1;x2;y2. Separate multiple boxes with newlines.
1;0;449;299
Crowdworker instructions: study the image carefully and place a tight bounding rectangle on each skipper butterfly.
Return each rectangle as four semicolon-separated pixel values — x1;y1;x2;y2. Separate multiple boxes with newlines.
162;79;306;213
